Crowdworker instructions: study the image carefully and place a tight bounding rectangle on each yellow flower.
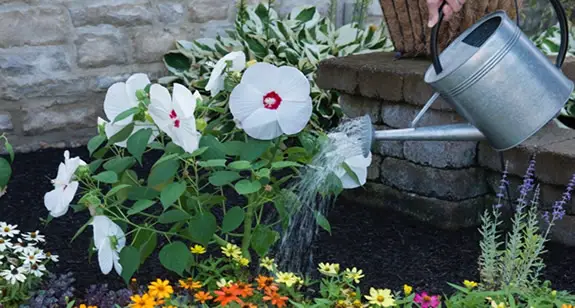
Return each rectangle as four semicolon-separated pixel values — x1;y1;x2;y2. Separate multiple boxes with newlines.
318;262;340;276
179;278;202;290
403;284;412;295
78;305;97;308
129;294;156;308
562;304;573;308
344;267;365;284
148;279;174;299
190;245;206;254
464;280;478;289
216;278;234;288
353;299;362;307
364;288;395;307
275;271;299;288
260;256;275;271
221;243;242;259
235;256;250;267
369;24;378;32
163;306;176;308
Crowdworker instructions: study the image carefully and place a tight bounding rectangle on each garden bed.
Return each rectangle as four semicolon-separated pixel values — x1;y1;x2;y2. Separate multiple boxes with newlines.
2;147;575;298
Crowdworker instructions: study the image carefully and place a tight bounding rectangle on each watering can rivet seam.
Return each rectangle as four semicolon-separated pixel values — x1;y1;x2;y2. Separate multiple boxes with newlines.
446;25;521;97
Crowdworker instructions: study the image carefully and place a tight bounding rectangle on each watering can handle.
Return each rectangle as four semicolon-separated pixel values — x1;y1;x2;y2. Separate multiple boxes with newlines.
430;0;570;75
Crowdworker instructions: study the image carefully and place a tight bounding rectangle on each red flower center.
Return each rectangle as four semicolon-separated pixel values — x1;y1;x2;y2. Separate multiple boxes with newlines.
169;109;180;128
262;91;282;110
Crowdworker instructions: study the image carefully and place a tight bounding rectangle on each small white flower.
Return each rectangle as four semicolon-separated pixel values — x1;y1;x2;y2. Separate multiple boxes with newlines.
0;222;20;238
205;51;246;97
216;278;234;288
12;238;33;255
91;216;126;276
44;151;86;218
101;73;159;147
0;265;27;285
229;62;313;140
19;250;46;265
23;263;46;278
46;252;59;263
148;83;201;154
0;237;11;252
23;231;45;243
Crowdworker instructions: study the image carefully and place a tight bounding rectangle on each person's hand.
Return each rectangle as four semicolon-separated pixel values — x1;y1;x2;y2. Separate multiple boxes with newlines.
427;0;466;28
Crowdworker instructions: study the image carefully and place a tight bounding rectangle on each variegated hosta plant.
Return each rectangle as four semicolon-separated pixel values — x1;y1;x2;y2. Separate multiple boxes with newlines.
161;2;394;130
530;23;575;119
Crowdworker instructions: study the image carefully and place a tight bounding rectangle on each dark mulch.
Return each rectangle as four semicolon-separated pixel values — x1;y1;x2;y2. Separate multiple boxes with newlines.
1;147;575;299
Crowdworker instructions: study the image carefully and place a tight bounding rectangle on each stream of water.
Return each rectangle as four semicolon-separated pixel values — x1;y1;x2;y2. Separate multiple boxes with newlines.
273;117;367;275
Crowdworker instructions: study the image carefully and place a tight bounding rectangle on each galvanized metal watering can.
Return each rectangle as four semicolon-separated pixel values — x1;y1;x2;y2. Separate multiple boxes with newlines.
358;0;574;158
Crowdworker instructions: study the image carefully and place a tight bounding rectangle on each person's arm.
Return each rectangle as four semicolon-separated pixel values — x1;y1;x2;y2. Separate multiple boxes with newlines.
426;0;466;27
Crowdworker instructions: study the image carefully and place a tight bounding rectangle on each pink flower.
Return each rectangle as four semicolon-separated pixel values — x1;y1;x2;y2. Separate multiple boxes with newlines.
414;292;441;308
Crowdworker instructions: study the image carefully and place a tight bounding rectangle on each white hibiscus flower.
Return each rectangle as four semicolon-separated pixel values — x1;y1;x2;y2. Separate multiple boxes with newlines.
205;51;247;97
334;152;372;189
43;151;86;218
100;73;159;147
229;62;313;140
91;215;126;276
148;83;201;154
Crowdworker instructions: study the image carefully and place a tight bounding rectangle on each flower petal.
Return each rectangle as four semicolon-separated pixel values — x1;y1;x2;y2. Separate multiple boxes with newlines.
113;253;123;276
43;181;78;218
240;108;282;140
226;51;246;72
149;84;175;137
172;119;200;154
103;83;134;126
205;59;227;96
274;66;311;102
240;62;281;94
98;238;114;275
229;83;265;122
125;73;151;104
276;98;313;135
104;122;129;148
345;152;372;169
339;154;371;189
92;215;112;248
173;83;196;119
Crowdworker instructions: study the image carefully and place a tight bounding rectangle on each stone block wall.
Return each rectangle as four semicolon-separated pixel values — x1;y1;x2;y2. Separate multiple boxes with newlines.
0;0;384;153
317;52;575;246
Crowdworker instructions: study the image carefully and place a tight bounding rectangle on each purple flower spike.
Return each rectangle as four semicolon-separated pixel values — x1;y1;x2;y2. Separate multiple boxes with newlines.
494;162;509;209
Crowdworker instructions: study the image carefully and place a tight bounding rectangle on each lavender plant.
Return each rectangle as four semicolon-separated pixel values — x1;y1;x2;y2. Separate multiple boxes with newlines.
22;272;75;308
477;157;575;291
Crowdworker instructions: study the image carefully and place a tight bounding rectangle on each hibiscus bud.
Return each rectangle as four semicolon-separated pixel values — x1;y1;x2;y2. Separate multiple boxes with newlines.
196;118;207;132
246;59;257;67
135;89;147;101
144;111;155;124
76;165;91;179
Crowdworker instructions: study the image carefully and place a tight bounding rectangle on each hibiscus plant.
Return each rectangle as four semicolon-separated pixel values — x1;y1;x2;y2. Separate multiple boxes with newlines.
0;134;13;198
160;1;393;131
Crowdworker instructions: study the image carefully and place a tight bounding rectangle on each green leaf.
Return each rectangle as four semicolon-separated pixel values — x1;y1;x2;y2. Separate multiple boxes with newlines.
234;179;262;195
148;159;180;187
199;135;227;160
222;206;245;233
295;7;316;23
227;160;252;171
163;52;192;74
113;107;139;124
92;171;118;184
341;162;361;187
160;182;187;209
0;157;11;188
105;184;132;198
198;159;227;168
245;36;268;58
128;187;160;200
271;161;301;169
316;211;331;235
250;225;279;257
88;159;104;174
165;142;185;155
103;157;136;174
4;140;14;163
158;209;191;224
87;135;106;156
208;171;241;186
127;128;153;164
119;246;140;284
132;229;157;264
240;138;271;161
255;168;270;179
159;241;190;276
223;141;244;156
127;200;156;216
187;212;217;246
181;147;208;159
107;122;135;146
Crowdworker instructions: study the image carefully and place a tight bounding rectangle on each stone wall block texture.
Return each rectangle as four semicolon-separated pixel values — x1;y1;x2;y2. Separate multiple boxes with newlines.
0;46;71;78
0;6;73;48
403;140;477;168
0;113;13;132
338;94;381;123
131;26;198;63
22;99;102;135
75;25;128;68
157;2;186;24
381;157;488;200
374;125;404;158
367;154;382;180
68;1;155;27
188;0;231;23
380;102;465;128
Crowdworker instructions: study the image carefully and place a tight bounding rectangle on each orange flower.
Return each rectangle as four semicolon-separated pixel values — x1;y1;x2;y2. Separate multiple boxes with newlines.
214;285;244;307
194;291;214;304
256;275;279;293
179;278;202;290
263;289;289;308
235;282;254;298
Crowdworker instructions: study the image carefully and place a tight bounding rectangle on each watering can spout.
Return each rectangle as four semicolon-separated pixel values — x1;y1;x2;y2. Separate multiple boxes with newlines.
357;114;486;157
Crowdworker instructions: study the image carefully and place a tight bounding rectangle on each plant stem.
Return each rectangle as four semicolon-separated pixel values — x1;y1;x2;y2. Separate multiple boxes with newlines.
213;234;230;247
241;197;255;260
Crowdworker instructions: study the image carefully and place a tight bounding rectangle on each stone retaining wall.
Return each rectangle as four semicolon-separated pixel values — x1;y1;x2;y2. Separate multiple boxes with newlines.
0;0;384;153
317;52;575;246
